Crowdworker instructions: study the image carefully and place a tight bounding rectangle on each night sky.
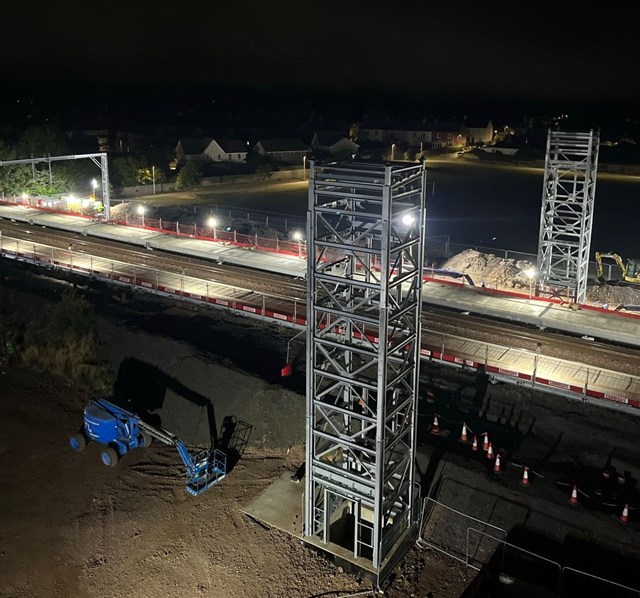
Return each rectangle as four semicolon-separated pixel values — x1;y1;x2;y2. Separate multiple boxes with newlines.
1;3;638;123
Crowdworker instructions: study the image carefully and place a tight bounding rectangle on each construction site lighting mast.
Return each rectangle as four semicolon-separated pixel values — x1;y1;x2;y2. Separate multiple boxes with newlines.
537;129;600;304
304;160;426;583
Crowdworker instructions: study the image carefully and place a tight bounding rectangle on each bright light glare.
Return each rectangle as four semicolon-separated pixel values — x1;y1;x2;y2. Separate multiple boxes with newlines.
208;217;218;227
401;214;415;226
524;267;536;279
292;231;302;241
91;178;98;189
137;205;146;215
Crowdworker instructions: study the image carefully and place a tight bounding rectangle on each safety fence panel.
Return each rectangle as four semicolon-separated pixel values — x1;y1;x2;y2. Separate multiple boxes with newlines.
419;495;506;571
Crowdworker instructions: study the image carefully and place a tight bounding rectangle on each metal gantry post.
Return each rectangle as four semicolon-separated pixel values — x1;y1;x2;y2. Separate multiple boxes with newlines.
90;152;111;221
304;160;426;583
537;129;600;304
0;152;111;221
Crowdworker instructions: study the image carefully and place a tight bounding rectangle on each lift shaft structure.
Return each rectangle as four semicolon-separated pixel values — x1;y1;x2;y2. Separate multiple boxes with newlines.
303;161;426;583
537;129;600;304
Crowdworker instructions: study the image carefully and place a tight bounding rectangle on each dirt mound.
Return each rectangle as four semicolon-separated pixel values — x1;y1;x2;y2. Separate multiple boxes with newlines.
440;248;534;291
585;283;640;309
439;248;640;307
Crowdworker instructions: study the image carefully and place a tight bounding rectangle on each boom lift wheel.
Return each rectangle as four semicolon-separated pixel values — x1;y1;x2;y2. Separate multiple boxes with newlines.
100;446;119;467
140;432;153;448
69;433;87;452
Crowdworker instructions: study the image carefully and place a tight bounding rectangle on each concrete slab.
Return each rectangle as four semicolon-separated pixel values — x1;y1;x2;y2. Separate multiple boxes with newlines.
240;470;419;582
241;471;305;538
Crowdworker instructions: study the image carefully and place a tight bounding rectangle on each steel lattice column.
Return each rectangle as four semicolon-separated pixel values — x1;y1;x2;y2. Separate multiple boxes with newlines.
303;161;426;582
537;129;600;304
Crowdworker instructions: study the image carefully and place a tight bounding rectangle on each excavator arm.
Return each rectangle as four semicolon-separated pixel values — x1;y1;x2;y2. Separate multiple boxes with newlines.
595;251;627;281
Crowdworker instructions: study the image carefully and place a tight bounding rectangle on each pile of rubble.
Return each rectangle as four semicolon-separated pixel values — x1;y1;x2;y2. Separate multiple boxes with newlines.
439;249;533;292
438;249;640;308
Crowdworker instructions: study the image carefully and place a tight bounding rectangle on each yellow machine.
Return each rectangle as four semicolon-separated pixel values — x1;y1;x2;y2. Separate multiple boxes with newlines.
594;252;640;285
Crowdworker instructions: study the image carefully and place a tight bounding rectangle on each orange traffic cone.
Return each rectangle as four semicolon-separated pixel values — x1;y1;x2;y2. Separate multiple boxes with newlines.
459;422;469;443
486;443;494;460
431;414;441;435
493;453;502;473
569;485;579;506
620;504;629;525
520;466;530;487
471;436;478;452
482;432;490;451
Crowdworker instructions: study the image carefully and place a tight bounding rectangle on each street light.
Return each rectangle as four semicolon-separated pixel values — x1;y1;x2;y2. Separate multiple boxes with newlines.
391;143;396;161
293;230;303;258
303;156;307;180
137;205;146;228
524;267;537;299
208;216;218;239
90;178;98;200
152;166;156;195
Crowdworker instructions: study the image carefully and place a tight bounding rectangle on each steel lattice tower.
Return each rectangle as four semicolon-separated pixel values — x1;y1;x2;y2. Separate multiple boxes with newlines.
537;129;600;304
303;161;426;582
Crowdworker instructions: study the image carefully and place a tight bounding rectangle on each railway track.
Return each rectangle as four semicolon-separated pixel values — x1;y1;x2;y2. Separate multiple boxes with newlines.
0;219;306;300
2;218;639;380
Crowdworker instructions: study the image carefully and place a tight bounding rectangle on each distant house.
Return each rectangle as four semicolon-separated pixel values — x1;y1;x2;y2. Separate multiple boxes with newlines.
175;138;212;163
175;138;248;164
311;131;359;157
253;138;309;164
427;122;466;149
463;119;494;146
356;120;466;149
205;139;248;162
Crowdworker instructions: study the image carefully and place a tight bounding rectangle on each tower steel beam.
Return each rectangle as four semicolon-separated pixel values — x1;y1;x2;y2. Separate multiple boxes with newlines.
304;161;426;583
537;129;599;304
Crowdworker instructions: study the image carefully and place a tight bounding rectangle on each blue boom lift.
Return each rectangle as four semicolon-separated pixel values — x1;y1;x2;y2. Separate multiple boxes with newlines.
69;397;226;496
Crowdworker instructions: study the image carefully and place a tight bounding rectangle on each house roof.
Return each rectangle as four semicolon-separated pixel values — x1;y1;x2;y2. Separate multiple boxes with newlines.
218;139;247;153
177;137;212;154
257;138;308;152
312;131;350;146
464;119;493;129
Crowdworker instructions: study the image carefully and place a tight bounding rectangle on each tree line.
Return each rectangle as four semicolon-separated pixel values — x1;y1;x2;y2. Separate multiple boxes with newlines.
0;124;284;198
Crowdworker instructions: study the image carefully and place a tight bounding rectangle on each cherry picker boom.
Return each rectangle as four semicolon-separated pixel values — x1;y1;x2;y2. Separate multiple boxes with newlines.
69;398;226;496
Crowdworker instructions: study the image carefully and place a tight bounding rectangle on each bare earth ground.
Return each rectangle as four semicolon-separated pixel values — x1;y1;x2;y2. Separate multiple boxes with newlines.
0;269;472;598
1;261;640;598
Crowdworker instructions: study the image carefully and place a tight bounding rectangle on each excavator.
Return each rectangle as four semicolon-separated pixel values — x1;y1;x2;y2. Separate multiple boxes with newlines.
594;251;640;286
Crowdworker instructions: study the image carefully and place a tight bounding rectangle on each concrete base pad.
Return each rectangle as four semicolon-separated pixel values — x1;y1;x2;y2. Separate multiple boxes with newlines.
241;471;419;584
